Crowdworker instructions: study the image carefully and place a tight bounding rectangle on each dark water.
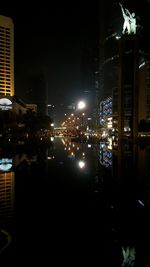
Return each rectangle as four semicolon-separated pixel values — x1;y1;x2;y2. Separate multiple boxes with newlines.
0;137;150;266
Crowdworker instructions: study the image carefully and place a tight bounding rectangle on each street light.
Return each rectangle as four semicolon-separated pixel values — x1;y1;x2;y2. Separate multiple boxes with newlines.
78;160;85;169
77;101;86;110
76;101;86;134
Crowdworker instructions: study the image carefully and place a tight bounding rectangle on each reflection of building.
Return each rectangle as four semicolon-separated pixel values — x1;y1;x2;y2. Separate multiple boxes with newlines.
0;152;38;226
13;154;37;167
112;142;150;208
0;171;15;226
99;142;112;168
0;158;12;171
0;15;14;97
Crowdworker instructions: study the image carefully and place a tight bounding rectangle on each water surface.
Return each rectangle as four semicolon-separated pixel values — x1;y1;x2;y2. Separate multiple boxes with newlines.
0;137;150;266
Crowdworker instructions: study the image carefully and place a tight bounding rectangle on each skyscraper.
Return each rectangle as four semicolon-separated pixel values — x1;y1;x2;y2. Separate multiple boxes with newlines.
0;15;14;96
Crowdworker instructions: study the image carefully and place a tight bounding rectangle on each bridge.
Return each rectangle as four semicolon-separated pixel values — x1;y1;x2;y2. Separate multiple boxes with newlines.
48;126;79;137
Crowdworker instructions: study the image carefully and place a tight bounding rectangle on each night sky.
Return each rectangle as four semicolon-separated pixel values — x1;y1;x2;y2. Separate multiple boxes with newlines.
1;1;99;114
1;1;150;121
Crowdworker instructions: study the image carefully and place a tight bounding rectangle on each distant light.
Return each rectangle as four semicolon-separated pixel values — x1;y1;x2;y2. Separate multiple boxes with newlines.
50;137;54;142
115;35;121;40
139;62;145;68
51;123;54;127
138;200;144;207
47;104;55;107
48;156;55;159
78;160;85;169
108;138;112;150
77;101;86;110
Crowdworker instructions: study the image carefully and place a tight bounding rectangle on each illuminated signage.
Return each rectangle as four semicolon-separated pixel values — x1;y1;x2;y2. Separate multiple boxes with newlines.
0;98;12;110
0;158;12;171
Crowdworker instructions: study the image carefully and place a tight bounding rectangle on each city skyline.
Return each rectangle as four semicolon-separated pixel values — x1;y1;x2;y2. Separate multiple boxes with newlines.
0;1;150;122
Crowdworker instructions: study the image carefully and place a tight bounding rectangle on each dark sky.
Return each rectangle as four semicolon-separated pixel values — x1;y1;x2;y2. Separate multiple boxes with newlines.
1;1;99;111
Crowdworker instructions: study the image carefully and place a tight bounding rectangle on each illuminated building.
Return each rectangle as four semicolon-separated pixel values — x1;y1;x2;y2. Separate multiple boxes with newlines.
98;3;120;131
0;15;14;97
98;3;150;137
0;15;37;127
100;96;112;129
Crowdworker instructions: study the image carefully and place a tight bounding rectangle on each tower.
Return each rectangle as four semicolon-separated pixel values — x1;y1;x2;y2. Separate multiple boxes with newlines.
0;15;14;96
118;35;139;139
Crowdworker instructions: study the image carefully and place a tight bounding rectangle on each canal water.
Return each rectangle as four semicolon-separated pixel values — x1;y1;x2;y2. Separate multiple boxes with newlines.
0;137;150;266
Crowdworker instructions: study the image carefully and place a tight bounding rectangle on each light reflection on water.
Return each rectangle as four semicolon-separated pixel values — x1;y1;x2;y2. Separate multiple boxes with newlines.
0;138;150;265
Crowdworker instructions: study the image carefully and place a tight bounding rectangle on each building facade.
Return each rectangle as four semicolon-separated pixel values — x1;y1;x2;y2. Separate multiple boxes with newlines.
98;3;150;137
99;96;112;129
0;15;14;97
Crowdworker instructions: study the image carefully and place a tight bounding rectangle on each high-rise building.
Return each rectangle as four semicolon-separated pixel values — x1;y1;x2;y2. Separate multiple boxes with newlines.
0;15;14;96
99;96;112;127
98;2;150;137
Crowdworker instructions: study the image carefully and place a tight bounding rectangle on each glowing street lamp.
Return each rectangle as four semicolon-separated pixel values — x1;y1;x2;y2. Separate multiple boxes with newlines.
78;160;85;169
76;101;86;133
77;101;86;110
